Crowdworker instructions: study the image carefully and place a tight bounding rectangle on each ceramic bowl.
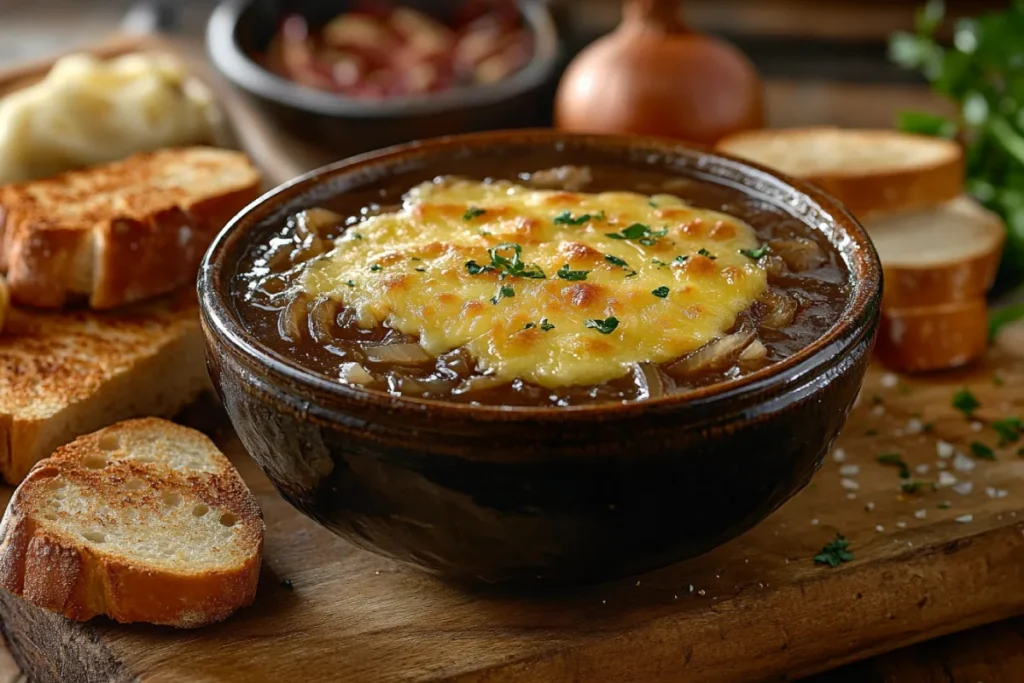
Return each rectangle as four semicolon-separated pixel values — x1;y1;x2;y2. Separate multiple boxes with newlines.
198;130;882;585
206;0;561;157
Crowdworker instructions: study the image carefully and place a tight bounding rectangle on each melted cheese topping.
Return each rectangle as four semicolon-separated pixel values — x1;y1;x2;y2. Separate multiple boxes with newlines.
301;179;768;388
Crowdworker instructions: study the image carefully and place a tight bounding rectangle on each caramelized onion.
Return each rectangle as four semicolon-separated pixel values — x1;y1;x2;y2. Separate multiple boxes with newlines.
453;375;509;395
738;339;768;363
668;330;756;377
759;289;799;329
525;165;593;192
631;362;665;400
278;292;311;342
365;343;432;366
339;362;374;385
308;296;340;344
771;238;826;273
295;208;344;239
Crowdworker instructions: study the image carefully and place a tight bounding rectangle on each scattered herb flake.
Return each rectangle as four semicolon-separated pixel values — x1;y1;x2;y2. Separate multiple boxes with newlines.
554;210;603;226
606;223;668;245
651;258;668;267
463;206;487;221
479;229;492;236
585;317;619;334
410;256;421;261
648;198;659;208
952;388;980;417
414;267;427;272
969;441;997;461
524;322;536;330
697;248;717;260
352;233;363;240
992;417;1023;446
369;264;382;272
490;285;515;305
922;422;935;433
901;480;937;494
994;375;1006;387
651;286;670;299
740;244;770;260
877;453;911;479
814;534;853;568
540;318;555;332
345;280;356;287
604;254;637;276
465;260;493;275
990;305;1024;340
557;263;590;281
487;243;546;279
866;429;879;437
871;394;885;406
674;255;690;265
938;502;951;510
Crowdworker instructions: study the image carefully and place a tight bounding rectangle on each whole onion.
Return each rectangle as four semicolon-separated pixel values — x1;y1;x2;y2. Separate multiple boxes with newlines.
554;0;764;146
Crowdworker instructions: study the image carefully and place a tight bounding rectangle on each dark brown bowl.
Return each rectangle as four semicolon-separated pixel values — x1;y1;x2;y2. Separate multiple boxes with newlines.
206;0;561;158
198;130;882;586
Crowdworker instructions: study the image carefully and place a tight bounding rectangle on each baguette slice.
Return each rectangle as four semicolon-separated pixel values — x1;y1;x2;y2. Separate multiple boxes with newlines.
875;298;989;373
716;127;963;217
0;418;263;627
865;196;1005;308
0;291;207;483
0;147;260;309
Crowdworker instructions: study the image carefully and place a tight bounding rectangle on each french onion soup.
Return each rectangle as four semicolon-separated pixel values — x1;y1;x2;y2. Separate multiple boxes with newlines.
232;165;848;406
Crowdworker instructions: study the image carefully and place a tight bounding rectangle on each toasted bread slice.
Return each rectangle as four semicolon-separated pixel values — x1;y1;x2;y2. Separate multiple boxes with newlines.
0;147;260;309
716;127;963;217
875;298;989;373
864;196;1005;308
0;292;207;483
0;418;263;627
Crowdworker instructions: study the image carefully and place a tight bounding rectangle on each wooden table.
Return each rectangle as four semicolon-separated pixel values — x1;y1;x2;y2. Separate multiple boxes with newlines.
0;3;1021;682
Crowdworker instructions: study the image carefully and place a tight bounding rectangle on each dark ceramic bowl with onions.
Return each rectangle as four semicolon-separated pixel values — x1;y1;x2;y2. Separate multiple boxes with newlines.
198;130;881;586
207;0;560;157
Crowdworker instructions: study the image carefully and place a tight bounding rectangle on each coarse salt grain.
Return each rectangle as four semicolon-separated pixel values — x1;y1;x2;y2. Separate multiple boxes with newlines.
864;502;875;512
953;452;976;472
897;521;907;529
955;514;974;524
841;478;860;491
906;418;924;435
985;487;1009;499
971;421;984;432
915;509;927;519
811;518;820;525
832;448;846;463
952;481;974;496
915;463;930;475
872;405;886;417
937;461;948;470
937;441;955;459
839;464;860;476
847;492;857;500
881;373;898;388
875;525;885;532
938;471;958;487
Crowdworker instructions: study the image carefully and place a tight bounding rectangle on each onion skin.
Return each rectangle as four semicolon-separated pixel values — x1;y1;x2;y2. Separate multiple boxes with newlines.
554;0;764;146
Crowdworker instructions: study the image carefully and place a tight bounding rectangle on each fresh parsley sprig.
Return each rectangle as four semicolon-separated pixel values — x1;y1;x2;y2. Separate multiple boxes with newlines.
814;534;853;568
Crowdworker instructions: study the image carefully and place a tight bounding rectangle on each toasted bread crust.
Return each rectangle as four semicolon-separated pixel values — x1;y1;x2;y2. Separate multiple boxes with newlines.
875;298;989;373
0;419;263;628
0;148;261;309
716;127;964;217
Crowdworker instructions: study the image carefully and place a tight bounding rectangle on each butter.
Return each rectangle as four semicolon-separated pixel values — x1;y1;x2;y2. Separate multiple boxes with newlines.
0;53;225;183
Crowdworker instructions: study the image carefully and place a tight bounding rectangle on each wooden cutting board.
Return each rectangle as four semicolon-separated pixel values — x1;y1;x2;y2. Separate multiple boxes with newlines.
1;343;1023;683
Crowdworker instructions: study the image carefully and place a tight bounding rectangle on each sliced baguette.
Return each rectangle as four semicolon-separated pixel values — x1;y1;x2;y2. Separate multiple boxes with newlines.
864;196;1006;308
0;147;260;309
875;298;989;373
0;418;263;627
0;291;207;483
716;127;963;217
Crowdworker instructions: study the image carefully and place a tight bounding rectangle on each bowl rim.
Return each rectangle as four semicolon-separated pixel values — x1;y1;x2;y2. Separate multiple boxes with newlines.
206;0;561;119
199;129;882;422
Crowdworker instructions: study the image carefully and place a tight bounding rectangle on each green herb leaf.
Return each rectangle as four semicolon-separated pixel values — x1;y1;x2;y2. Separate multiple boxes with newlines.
992;417;1023;446
524;322;536;330
970;441;997;461
554;210;603;226
465;260;493;276
674;255;690;265
651;258;668;267
483;243;546;279
491;285;515;305
540;318;555;332
369;264;382;272
604;254;633;274
990;305;1024;340
938;501;951;510
648;198;659;208
345;280;356;287
351;232;364;240
557;264;590;281
463;206;487;221
414;267;427;273
814;534;853;568
877;453;911;479
585;317;619;334
697;248;717;260
902;480;937;494
952;388;980;417
651;286;670;299
740;244;771;260
606;223;668;245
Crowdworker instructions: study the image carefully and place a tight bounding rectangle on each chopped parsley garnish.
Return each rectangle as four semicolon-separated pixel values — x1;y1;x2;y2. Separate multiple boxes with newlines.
351;233;363;240
877;453;910;479
491;285;515;305
488;243;546;279
651;258;668;267
554;210;603;226
465;260;493;275
673;255;690;265
479;229;492;236
605;222;668;245
345;280;356;287
463;206;486;221
604;253;638;277
540;318;555;332
740;244;770;260
651;286;670;299
410;256;421;261
524;322;536;330
585;317;619;334
697;248;717;260
922;422;935;433
369;264;382;272
557;263;590;281
902;480;937;494
970;441;996;461
414;267;427;273
938;502;951;510
814;534;853;568
992;417;1023;446
952;388;980;417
